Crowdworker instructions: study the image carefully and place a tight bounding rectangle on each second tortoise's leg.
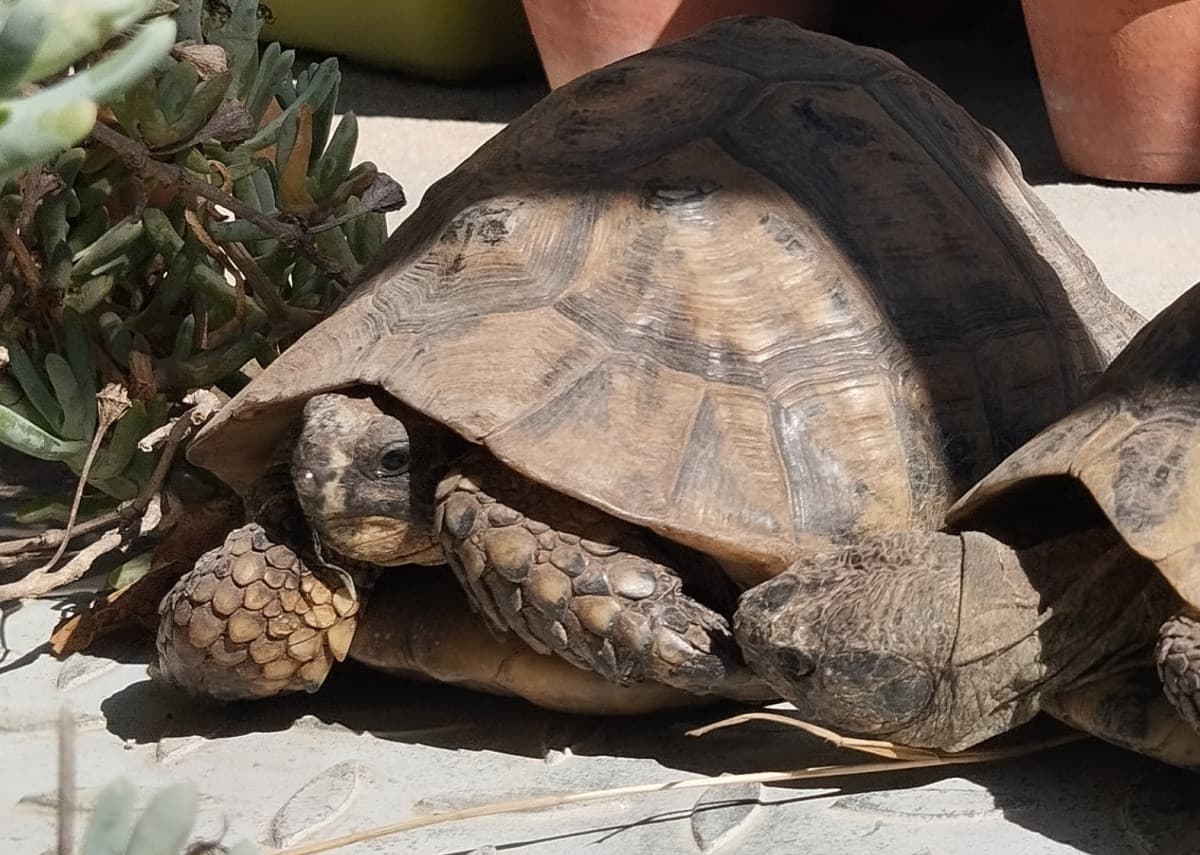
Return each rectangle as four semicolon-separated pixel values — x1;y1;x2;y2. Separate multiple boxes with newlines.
1156;613;1200;732
435;453;770;701
1046;667;1200;770
153;523;364;700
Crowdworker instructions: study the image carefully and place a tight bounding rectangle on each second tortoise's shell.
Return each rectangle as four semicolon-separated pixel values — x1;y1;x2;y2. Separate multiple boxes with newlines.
951;280;1200;608
189;17;1142;584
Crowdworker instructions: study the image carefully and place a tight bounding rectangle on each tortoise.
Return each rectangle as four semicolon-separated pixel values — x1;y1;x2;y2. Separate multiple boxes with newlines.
735;279;1200;767
152;16;1143;710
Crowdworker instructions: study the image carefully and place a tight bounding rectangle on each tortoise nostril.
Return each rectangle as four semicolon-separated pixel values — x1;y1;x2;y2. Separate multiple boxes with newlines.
776;647;815;679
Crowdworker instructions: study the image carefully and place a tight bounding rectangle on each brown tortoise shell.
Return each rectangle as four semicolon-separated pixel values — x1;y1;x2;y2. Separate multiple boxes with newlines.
951;279;1200;608
188;17;1143;587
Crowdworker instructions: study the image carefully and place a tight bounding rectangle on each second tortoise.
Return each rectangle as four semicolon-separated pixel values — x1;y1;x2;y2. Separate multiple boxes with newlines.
737;280;1200;767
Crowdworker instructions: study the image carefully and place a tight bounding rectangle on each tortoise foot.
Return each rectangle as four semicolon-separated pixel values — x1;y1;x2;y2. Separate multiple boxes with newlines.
437;464;766;700
152;523;361;701
1157;613;1200;732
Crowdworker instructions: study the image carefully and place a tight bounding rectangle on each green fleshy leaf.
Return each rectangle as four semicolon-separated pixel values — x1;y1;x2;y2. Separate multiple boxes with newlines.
0;337;62;432
0;96;96;182
80;777;136;855
44;16;176;108
124;782;198;855
63;308;98;437
239;57;336;152
0;402;86;461
0;0;48;94
107;551;152;589
203;0;260;97
15;493;112;525
0;17;175;181
43;352;86;440
26;0;158;83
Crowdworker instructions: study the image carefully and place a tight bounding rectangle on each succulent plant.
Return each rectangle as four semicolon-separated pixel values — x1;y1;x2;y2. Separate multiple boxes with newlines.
79;778;257;855
0;0;402;599
0;0;177;183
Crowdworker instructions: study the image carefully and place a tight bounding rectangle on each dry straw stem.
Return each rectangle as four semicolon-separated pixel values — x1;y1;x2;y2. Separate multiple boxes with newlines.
273;716;1084;855
688;710;973;760
0;212;42;290
57;707;76;855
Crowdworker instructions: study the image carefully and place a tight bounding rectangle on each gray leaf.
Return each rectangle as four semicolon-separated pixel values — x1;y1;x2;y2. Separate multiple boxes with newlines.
56;655;118;691
270;760;370;847
359;174;407;214
691;781;762;852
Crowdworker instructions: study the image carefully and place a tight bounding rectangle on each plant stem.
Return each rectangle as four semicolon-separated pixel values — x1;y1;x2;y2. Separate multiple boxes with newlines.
0;396;208;600
0;213;41;292
23;385;130;577
88;121;353;289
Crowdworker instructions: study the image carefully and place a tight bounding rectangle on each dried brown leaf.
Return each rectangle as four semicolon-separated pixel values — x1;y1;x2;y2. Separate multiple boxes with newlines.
171;42;229;79
278;104;317;217
48;495;240;656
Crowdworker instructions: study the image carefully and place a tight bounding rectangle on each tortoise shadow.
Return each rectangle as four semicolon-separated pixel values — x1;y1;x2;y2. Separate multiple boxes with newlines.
98;662;1196;855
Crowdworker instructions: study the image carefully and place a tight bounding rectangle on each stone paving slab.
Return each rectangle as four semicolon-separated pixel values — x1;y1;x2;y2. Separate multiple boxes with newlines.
3;26;1200;855
4;595;1200;855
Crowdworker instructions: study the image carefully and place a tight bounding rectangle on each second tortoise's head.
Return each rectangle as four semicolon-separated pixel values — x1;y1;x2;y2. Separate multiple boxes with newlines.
733;531;967;747
290;391;461;566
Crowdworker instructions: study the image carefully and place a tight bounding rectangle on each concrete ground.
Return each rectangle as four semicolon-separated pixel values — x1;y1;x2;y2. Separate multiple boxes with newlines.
4;26;1200;855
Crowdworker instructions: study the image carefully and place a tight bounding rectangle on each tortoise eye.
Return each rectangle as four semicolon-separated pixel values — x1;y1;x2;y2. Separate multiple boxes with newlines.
377;443;410;476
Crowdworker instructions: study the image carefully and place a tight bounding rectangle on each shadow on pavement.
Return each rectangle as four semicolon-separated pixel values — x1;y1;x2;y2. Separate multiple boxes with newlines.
96;654;1200;855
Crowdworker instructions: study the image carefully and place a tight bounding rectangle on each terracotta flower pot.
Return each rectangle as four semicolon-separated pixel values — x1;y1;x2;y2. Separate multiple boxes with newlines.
1022;0;1200;184
521;0;836;88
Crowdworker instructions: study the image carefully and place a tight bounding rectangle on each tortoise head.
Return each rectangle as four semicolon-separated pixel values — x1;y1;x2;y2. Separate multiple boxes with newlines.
735;527;1157;752
291;391;461;566
734;531;964;746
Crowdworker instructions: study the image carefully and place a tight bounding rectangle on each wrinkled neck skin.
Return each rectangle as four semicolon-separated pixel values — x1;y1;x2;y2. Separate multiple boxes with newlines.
290;391;468;567
942;527;1171;750
736;526;1173;753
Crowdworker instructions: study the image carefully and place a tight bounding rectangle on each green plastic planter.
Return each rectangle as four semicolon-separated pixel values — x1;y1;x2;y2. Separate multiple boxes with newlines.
260;0;539;82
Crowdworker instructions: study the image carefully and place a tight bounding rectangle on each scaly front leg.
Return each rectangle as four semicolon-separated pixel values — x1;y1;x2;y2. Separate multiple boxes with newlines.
1157;612;1200;733
437;452;769;700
